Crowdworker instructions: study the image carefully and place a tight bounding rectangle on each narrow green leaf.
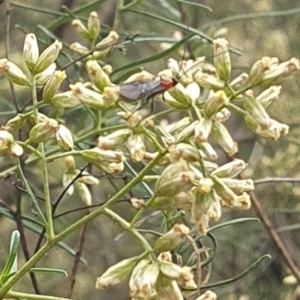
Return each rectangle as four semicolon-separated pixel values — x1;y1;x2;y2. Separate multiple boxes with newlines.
176;0;212;12
112;33;195;79
30;268;68;277
0;230;20;283
126;9;213;43
209;217;260;232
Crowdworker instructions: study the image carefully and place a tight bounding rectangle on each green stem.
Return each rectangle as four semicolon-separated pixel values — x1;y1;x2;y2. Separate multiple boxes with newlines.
31;76;54;239
6;290;72;300
103;208;153;252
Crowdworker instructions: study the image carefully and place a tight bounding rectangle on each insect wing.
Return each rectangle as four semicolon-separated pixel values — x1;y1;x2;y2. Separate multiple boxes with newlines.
119;79;162;102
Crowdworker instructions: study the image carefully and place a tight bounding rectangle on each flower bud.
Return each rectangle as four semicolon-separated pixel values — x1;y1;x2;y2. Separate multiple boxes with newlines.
56;124;74;151
260;57;299;86
70;42;90;55
214;108;231;122
177;266;197;289
211;159;247;178
154;224;190;253
9;143;24;157
0;59;29;86
43;71;66;102
155;276;183;300
23;33;39;71
98;129;131;150
159;261;183;279
34;40;62;74
72;19;90;41
70;82;107;110
213;38;231;81
103;86;119;104
126;134;146;162
129;259;159;299
256;118;289;140
243;91;270;126
96;31;119;49
75;182;91;206
96;256;140;289
79;173;100;186
86;60;112;91
155;162;195;197
249;56;278;85
81;147;125;173
35;63;56;85
0;130;14;155
185;82;200;104
195;290;217;300
166;83;192;108
164;117;190;135
198;142;218;160
211;120;238;156
230;73;249;91
5;114;26;132
194;71;225;90
203;90;229;118
29;119;59;143
194;118;212;143
51;91;81;108
88;12;100;41
256;85;281;108
220;178;254;194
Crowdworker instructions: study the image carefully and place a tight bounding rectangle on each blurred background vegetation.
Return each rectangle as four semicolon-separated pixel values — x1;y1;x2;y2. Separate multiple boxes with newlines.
0;0;300;299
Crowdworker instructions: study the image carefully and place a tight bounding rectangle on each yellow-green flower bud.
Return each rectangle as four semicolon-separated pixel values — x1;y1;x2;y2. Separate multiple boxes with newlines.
70;42;90;55
98;129;131;150
96;31;119;49
126;134;146;162
159;261;183;279
88;12;100;41
194;71;225;90
23;33;39;71
230;72;249;91
220;178;254;194
103;86;119;105
86;60;112;92
169;143;201;163
154;224;190;253
129;259;159;300
213;38;231;81
0;130;14;155
65;155;76;172
71;82;107;110
203;90;229;118
243;91;270;126
211;159;247;178
75;182;91;206
155;276;183;300
56;124;74;151
81;147;125;173
249;56;278;85
155;162;195;197
51;91;81;108
256;118;289;140
260;57;299;86
96;256;140;289
43;70;66;102
256;85;281;108
198;142;218;160
29;119;59;143
0;59;29;86
72;19;90;41
35;63;56;85
34;40;62;74
5;114;26;132
164;117;190;135
166;83;192;108
211;120;238;156
195;118;212;143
